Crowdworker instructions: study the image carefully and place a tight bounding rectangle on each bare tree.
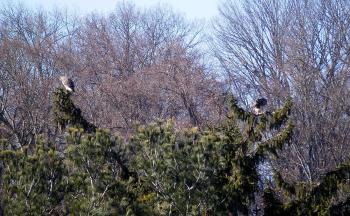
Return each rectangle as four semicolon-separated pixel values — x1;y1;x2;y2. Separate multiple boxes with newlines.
214;0;350;182
0;4;77;147
71;2;225;135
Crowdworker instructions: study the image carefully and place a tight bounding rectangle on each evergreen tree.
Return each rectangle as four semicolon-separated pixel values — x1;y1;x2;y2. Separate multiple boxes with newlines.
53;88;150;215
64;128;150;215
130;120;213;215
1;87;349;215
0;138;68;215
54;88;96;132
130;95;293;215
0;88;150;215
264;163;350;215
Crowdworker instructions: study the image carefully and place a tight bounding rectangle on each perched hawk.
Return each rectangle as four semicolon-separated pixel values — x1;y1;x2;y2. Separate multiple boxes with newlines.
60;75;75;92
252;98;267;115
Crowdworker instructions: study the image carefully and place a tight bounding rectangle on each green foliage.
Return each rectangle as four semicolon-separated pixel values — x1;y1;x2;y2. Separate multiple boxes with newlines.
130;95;294;215
1;88;349;215
54;88;96;132
266;164;350;215
329;196;350;215
130;120;215;215
0;131;150;215
0;138;68;215
0;89;149;215
63;128;150;215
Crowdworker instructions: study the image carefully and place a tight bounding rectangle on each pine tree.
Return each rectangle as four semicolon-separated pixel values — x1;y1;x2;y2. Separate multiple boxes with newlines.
130;95;293;215
1;87;349;215
0;88;150;215
130;120;212;215
52;88;150;215
0;137;68;215
53;88;96;132
64;128;150;215
200;95;293;215
264;162;350;215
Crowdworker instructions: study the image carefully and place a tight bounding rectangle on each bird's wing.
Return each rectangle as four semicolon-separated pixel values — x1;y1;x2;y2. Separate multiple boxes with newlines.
67;79;75;91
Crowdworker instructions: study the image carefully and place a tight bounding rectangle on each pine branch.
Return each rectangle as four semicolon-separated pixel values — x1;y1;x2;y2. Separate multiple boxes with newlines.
53;88;96;133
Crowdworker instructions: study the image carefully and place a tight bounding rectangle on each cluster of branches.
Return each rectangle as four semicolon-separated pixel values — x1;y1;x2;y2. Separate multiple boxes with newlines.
214;0;350;183
0;2;225;149
0;88;349;215
1;0;350;214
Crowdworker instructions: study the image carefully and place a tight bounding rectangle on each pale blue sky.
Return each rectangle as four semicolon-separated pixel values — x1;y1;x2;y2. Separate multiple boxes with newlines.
11;0;223;20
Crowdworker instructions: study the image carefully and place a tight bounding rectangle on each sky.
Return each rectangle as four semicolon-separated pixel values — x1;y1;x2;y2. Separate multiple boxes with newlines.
12;0;223;20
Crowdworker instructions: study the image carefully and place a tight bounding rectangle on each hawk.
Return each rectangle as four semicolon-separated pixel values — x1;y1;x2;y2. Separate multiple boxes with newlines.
60;75;75;92
252;98;267;115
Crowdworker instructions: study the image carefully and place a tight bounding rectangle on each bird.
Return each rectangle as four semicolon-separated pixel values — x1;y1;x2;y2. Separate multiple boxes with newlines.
59;75;75;92
252;98;267;115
